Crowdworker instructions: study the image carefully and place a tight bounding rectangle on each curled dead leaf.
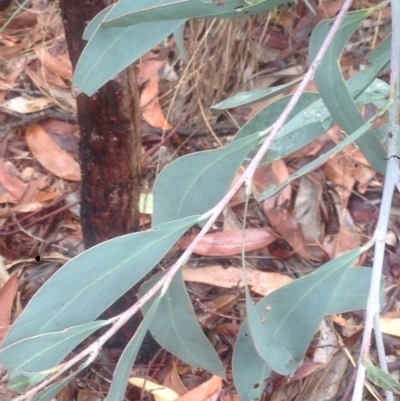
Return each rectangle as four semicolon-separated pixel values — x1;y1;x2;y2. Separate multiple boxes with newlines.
25;124;80;181
183;265;292;296
177;229;276;256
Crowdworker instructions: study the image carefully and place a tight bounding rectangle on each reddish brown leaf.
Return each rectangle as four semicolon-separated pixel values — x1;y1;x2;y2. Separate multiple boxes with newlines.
25;124;80;181
34;44;73;81
0;273;19;347
177;375;222;401
140;77;173;130
177;229;275;256
163;363;187;397
183;265;292;296
0;159;27;198
290;362;326;382
137;59;166;86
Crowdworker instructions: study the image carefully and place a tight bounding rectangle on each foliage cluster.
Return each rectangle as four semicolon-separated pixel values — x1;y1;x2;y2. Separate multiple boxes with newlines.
0;1;394;400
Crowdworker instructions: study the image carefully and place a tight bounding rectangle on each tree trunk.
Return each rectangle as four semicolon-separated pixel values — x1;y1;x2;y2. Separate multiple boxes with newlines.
58;1;155;361
59;0;141;249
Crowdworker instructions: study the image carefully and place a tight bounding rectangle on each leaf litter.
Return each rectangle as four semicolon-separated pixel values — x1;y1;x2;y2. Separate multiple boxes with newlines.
0;0;396;400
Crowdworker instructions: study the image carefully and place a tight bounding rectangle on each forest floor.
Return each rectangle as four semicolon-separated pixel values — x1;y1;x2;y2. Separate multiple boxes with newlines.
0;0;396;400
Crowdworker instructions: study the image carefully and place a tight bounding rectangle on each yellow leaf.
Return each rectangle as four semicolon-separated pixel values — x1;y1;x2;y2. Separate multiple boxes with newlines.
129;377;180;401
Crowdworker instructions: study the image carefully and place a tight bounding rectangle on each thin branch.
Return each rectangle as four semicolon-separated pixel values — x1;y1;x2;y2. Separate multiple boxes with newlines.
15;1;357;398
351;0;400;399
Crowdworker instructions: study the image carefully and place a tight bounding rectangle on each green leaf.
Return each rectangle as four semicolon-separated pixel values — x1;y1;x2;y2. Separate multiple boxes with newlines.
73;17;185;95
233;325;271;401
32;356;94;401
7;370;52;394
234;93;328;164
365;361;400;394
173;23;187;61
152;132;261;227
310;8;387;174
0;321;108;371
367;34;391;66
210;78;302;112
4;215;200;349
102;0;290;27
245;285;295;375
233;249;371;401
82;5;113;40
105;296;162;401
326;267;380;314
140;269;225;377
234;265;376;401
258;109;387;201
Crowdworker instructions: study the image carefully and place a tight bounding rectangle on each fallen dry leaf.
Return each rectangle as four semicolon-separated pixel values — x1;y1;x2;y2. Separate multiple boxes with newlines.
0;273;19;348
380;317;400;337
183;265;293;296
263;197;316;260
177;375;222;401
137;59;166;85
34;44;73;81
25;65;76;112
25;124;80;181
163;363;187;397
141;77;173;130
1;96;53;114
0;159;27;198
177;228;275;256
129;377;179;401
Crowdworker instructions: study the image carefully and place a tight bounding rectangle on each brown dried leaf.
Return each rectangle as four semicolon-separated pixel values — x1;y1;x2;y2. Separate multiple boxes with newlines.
25;65;76;112
0;273;19;348
177;229;275;256
141;77;173;130
34;44;73;81
25;124;80;181
183;265;293;296
177;375;222;401
163;363;187;397
137;59;166;86
380;317;400;337
0;159;27;198
1;96;53;114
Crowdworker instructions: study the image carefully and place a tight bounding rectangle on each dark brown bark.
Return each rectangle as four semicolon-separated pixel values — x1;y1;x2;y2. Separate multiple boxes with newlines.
58;1;159;363
59;0;141;249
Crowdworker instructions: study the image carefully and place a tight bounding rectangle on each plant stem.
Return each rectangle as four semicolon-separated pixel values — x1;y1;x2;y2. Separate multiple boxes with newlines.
351;1;400;399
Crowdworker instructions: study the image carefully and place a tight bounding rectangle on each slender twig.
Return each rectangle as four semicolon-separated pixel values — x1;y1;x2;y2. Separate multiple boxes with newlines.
14;1;356;399
351;0;400;399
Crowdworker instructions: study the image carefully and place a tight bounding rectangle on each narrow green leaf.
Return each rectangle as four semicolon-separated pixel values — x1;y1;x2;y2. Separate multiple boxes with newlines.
140;269;225;377
326;267;380;314
4;215;200;348
365;362;400;394
234;93;328;164
7;370;52;394
258;110;384;201
0;321;108;371
233;248;368;400
73;18;185;95
152;132;261;227
245;286;295;375
102;0;290;27
233;325;271;401
105;296;162;401
32;356;94;401
234;266;375;401
173;23;187;61
210;78;302;112
82;5;113;40
367;34;391;66
310;8;387;174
